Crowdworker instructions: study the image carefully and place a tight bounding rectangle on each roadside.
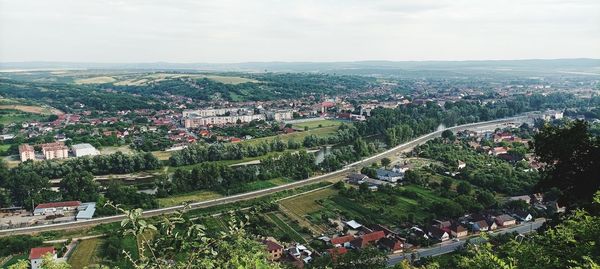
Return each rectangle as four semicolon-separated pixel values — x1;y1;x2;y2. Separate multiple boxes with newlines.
387;218;546;265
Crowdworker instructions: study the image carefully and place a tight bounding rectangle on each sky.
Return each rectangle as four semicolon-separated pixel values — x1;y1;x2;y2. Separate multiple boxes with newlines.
0;0;599;63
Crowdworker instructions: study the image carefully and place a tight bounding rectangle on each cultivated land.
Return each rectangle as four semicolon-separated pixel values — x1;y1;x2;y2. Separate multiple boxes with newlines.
68;238;104;268
74;76;117;84
0;104;63;115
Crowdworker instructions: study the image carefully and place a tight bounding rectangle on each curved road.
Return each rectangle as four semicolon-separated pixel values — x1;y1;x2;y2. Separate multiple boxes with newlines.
0;115;531;237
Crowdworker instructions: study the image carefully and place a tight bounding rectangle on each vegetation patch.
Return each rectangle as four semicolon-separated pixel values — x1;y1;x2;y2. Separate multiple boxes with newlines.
158;190;223;207
67;238;103;268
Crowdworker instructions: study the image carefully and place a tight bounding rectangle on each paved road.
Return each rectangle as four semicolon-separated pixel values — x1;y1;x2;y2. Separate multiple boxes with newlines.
0;115;531;237
388;218;546;265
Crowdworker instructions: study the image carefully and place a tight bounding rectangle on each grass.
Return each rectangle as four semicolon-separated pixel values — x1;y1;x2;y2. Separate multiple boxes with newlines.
266;213;306;243
68;238;103;268
279;187;337;216
292;119;346;130
99;145;133;155
227;177;294;195
242;125;339;146
158;190;223;207
1;254;28;268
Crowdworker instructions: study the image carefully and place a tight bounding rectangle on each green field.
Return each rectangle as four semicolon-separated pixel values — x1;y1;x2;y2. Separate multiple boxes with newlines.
292;119;347;130
158;190;223;207
0;109;46;124
242;125;339;146
266;212;307;243
68;238;103;268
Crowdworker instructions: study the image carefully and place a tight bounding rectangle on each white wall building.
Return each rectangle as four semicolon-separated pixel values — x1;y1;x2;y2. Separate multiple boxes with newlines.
71;143;100;157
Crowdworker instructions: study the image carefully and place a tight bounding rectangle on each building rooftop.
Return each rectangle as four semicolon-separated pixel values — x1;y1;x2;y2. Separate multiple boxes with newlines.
29;247;55;260
35;201;81;209
76;202;96;220
71;143;96;150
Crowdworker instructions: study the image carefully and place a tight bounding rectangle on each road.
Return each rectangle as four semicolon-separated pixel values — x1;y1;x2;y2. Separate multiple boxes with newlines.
0;115;531;237
388;218;546;265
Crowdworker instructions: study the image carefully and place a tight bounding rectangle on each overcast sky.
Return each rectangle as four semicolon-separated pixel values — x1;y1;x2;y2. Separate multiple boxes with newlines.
1;0;599;62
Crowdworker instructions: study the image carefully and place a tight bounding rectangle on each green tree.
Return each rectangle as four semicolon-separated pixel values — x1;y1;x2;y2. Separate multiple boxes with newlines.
59;171;99;202
456;181;473;195
381;157;391;169
532;120;600;210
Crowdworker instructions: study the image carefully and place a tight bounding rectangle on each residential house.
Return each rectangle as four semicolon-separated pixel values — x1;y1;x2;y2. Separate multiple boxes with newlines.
326;247;348;261
472;220;489;232
457;160;466;170
262;239;284;261
492;147;509;156
30;247;56;269
379;237;404;253
495;214;516;227
347;174;369;184
428;226;449;242
350;231;385;249
514;210;533;222
509;195;532;204
330;234;354;248
450;223;468;238
375;169;403;183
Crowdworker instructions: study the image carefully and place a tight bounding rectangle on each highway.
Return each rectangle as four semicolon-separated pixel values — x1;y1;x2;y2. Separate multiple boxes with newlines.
0;115;531;237
387;218;546;265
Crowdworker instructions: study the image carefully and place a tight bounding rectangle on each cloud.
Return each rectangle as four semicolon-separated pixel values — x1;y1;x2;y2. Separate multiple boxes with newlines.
0;0;599;62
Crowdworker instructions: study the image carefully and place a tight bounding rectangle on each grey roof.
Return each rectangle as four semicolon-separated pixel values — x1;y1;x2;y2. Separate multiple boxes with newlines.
76;202;96;220
71;143;96;150
376;169;403;178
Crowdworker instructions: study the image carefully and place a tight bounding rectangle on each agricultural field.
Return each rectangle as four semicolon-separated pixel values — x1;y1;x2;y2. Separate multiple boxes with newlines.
68;238;104;268
74;76;117;84
111;73;258;86
1;254;28;268
278;187;338;234
0;109;47;124
292;119;347;130
0;104;63;115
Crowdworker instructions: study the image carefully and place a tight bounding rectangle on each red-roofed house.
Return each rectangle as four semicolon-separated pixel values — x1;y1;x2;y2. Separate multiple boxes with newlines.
327;247;348;261
262;239;283;261
330;234;354;247
350;231;385;249
30;247;56;269
379;237;404;253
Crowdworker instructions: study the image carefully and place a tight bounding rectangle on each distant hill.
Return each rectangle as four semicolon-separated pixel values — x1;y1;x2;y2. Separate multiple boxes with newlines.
1;59;599;78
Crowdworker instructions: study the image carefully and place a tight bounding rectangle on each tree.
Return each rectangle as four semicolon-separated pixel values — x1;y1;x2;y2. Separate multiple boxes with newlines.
532;120;600;210
441;130;455;142
59;172;99;202
106;203;281;269
441;178;453;190
381;157;391;169
456;181;473;195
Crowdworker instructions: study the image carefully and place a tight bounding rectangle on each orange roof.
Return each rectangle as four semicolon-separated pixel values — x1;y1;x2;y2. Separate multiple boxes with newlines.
330;234;354;245
35;201;81;209
29;247;55;259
